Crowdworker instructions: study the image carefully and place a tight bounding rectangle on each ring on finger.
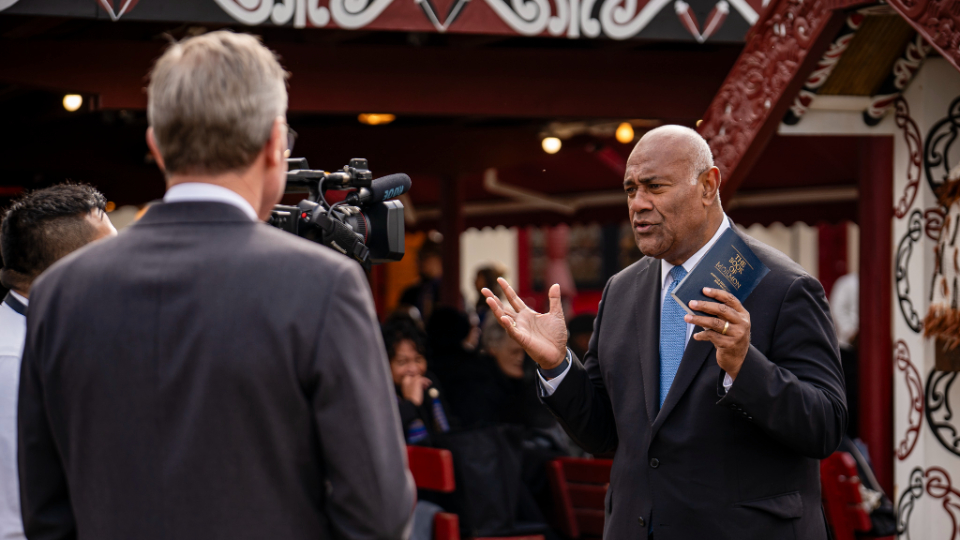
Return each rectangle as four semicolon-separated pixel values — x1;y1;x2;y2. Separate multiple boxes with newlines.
720;321;729;336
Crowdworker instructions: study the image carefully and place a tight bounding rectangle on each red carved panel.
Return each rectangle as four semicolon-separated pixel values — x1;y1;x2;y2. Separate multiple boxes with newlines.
697;0;843;199
887;0;960;74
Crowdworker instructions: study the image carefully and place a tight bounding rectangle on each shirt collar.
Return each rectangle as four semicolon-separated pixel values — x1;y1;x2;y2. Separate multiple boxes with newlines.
9;290;27;307
661;215;732;290
163;183;259;222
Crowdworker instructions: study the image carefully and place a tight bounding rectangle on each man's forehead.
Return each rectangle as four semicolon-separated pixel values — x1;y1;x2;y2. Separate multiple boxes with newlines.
625;145;687;179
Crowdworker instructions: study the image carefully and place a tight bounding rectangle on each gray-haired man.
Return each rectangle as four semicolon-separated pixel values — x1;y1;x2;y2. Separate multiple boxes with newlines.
18;32;414;540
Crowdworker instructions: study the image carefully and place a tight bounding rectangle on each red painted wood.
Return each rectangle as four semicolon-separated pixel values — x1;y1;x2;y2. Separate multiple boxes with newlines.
439;175;464;308
434;513;461;540
568;485;606;508
574;509;606;537
556;457;613;485
406;446;456;493
857;137;893;496
0;40;739;119
820;452;872;540
548;458;612;539
517;227;531;298
887;0;960;76
818;222;848;298
698;0;846;200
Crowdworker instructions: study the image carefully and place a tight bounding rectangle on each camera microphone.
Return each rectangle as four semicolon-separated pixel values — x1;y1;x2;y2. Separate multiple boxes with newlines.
345;174;411;205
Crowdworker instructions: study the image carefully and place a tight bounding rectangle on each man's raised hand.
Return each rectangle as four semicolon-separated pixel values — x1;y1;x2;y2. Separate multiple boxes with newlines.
481;278;568;370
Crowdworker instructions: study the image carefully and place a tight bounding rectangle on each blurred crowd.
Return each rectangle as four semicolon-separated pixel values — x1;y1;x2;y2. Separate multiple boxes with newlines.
383;242;596;539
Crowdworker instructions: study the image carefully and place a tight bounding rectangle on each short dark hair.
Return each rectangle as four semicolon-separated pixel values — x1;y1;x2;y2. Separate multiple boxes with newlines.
382;317;428;362
0;183;107;291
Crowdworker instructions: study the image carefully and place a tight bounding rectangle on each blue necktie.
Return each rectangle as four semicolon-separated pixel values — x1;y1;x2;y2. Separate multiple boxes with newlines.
659;265;688;408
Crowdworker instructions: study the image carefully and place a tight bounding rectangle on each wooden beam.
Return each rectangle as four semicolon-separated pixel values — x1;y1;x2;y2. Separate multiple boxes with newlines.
697;0;847;200
858;136;894;495
0;40;740;118
886;0;960;75
439;174;464;307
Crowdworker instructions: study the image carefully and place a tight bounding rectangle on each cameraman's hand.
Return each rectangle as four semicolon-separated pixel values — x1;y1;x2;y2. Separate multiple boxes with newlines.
401;375;432;406
482;278;567;372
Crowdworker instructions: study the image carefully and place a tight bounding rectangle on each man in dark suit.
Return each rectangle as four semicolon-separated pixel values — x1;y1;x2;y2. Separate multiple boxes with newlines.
18;31;414;540
483;125;845;539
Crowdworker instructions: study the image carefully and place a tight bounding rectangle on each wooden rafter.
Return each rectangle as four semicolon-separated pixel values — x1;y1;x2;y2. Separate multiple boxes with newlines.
696;0;847;200
886;0;960;74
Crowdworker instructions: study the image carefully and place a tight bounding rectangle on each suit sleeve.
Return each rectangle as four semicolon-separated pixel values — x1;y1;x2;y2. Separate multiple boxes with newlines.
308;263;415;540
540;278;619;455
718;274;847;459
18;308;77;540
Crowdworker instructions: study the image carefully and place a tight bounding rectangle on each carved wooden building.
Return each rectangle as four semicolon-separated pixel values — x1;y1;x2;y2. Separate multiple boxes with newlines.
696;0;960;534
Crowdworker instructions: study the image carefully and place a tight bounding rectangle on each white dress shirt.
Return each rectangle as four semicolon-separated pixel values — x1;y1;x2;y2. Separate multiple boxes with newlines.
1;291;28;540
541;216;735;396
164;183;259;221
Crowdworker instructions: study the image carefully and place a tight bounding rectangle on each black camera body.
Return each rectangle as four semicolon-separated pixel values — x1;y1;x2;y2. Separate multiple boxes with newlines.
269;158;407;268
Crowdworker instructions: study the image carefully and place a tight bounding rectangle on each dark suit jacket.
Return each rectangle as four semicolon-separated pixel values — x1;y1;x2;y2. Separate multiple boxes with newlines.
18;202;415;540
542;227;846;540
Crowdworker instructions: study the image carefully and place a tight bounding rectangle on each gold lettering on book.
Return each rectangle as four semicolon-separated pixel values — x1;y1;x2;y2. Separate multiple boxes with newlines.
709;273;730;292
715;249;748;290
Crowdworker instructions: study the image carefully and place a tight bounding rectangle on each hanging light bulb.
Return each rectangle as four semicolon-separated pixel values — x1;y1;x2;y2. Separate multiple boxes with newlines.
542;137;562;154
63;94;83;112
615;122;634;144
358;113;396;125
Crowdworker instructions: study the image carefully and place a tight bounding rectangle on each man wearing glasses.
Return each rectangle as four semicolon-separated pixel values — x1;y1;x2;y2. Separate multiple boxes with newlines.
17;31;414;540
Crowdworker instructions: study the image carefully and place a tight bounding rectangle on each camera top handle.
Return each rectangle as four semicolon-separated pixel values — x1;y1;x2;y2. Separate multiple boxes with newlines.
284;158;373;203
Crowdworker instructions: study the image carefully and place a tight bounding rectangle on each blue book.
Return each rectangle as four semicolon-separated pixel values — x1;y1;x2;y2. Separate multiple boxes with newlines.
671;228;770;317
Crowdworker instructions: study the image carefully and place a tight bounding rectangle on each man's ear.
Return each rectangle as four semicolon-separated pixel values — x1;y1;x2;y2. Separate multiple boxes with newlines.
264;117;286;169
146;128;166;173
700;166;721;204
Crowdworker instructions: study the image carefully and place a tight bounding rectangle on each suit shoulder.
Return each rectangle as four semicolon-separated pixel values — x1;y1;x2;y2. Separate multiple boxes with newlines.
605;256;656;291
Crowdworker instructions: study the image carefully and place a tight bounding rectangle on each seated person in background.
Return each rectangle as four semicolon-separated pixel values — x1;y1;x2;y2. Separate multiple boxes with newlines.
472;317;572;523
425;306;481;417
383;317;453;446
399;237;443;322
566;313;595;362
474;263;507;325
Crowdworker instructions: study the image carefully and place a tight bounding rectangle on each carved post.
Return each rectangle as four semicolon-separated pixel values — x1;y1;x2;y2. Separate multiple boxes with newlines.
439;174;464;308
859;136;894;495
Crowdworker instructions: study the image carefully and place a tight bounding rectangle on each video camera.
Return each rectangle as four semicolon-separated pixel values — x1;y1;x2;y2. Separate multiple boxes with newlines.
268;158;408;268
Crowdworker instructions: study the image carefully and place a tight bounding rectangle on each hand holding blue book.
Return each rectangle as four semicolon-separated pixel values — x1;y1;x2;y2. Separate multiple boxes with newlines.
671;228;770;317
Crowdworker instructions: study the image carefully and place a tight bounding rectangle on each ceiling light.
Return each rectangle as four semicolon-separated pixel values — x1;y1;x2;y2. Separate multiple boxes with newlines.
615;122;634;144
63;94;83;112
358;113;396;126
542;137;561;154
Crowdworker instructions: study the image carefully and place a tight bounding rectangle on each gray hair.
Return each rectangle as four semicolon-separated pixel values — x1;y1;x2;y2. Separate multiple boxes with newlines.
147;31;289;176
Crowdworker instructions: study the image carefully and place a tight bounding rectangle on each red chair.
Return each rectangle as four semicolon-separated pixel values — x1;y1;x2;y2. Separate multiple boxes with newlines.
820;451;872;540
406;446;547;540
547;457;613;539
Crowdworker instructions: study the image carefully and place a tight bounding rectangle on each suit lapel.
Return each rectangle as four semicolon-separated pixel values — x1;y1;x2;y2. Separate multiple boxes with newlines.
633;259;661;426
651;324;715;437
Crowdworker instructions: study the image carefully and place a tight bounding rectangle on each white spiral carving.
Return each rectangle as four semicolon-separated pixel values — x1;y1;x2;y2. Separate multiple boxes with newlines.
483;0;551;35
214;0;274;25
272;0;296;24
331;0;395;29
548;0;569;36
599;0;670;39
308;0;331;26
579;0;601;37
